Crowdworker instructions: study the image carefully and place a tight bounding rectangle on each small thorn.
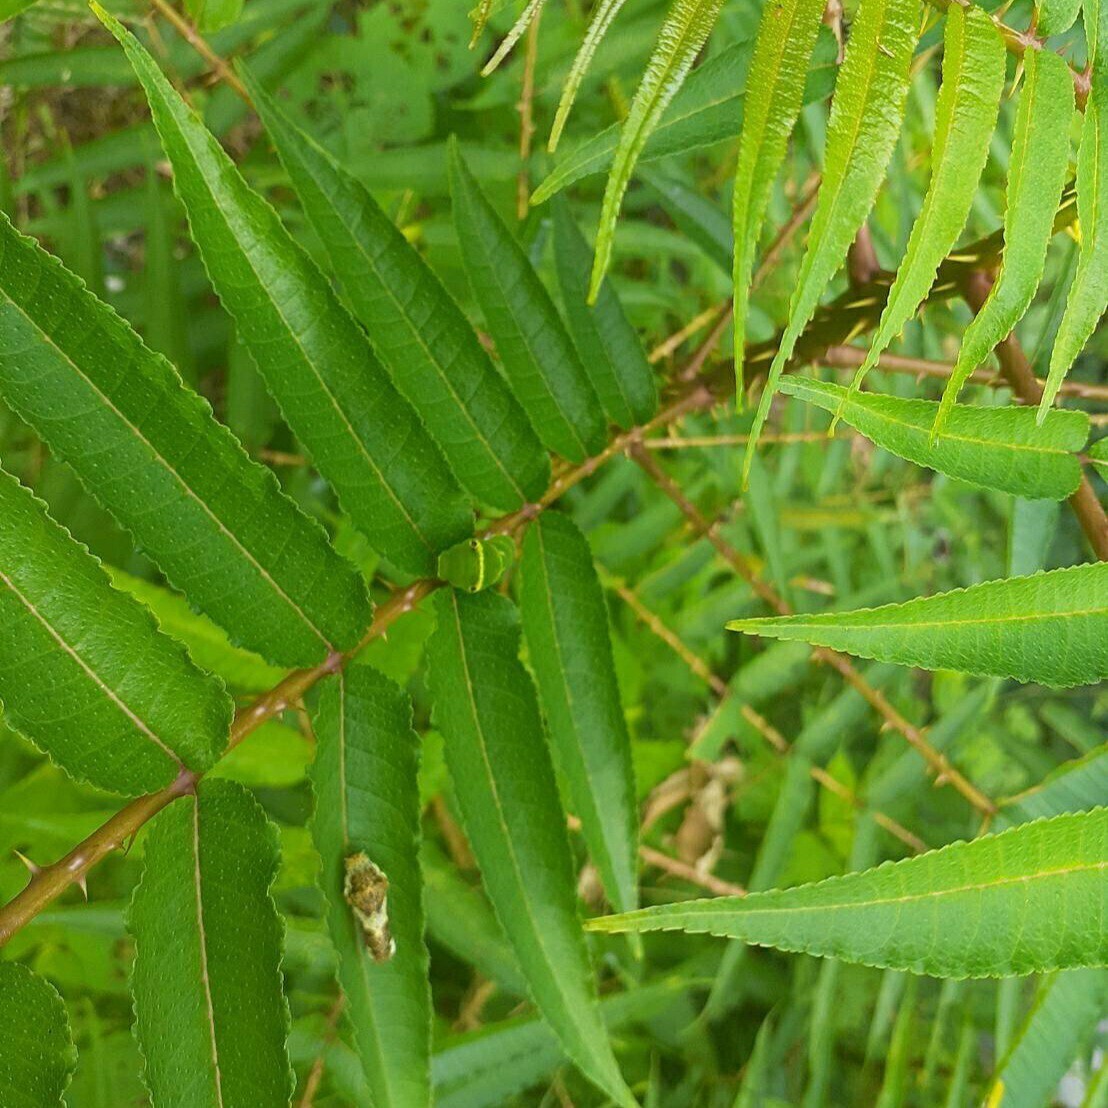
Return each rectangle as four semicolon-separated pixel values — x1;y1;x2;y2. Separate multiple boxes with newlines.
74;875;89;901
13;850;41;877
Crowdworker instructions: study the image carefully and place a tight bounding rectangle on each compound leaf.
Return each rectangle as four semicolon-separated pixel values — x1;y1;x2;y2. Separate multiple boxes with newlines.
426;589;636;1107
518;513;640;917
0;211;370;667
782;375;1087;500
728;562;1108;688
934;48;1074;436
245;68;549;512
310;667;431;1108
589;809;1108;978
129;779;293;1107
99;5;473;576
0;467;231;795
742;0;920;481
0;962;76;1108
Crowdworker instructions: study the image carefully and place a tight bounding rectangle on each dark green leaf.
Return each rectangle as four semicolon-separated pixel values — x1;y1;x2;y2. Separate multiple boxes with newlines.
0;962;76;1108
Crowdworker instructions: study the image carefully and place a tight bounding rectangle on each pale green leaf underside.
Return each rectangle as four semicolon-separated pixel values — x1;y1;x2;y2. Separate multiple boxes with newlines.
449;141;606;463
99;6;473;576
130;779;292;1107
728;562;1108;688
551;197;658;429
310;668;432;1108
844;5;1005;402
0;210;370;667
426;589;636;1108
782;375;1087;500
732;0;826;388
934;48;1074;434
741;0;919;481
0;962;76;1108
589;809;1108;978
519;513;640;917
244;67;550;512
0;467;231;795
589;0;727;299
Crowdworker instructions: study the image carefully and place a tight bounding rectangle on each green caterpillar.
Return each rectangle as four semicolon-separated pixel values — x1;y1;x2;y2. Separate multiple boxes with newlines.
436;534;516;592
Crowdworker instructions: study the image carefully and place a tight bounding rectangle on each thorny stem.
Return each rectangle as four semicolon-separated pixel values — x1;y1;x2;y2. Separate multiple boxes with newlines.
146;0;250;101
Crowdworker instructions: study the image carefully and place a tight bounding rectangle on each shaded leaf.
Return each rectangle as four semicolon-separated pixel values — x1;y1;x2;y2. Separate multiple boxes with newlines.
0;962;76;1108
589;809;1108;978
729;562;1108;688
99;6;473;576
130;779;293;1107
243;67;549;512
742;0;921;481
519;512;640;916
0;211;370;666
934;49;1074;435
426;588;636;1107
841;6;1005;403
310;667;431;1108
782;375;1087;500
552;196;658;429
449;141;606;462
0;467;231;794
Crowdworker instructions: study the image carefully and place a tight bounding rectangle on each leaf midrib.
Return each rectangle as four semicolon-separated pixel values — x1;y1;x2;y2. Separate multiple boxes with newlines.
192;798;226;1108
737;604;1108;633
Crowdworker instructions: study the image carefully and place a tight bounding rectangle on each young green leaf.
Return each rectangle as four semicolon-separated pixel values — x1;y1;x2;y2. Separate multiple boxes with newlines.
933;48;1074;437
243;68;549;512
518;513;640;917
589;0;727;299
481;0;546;75
731;0;826;392
129;779;293;1107
548;0;631;151
1041;80;1108;418
0;962;76;1108
310;667;431;1108
98;6;473;576
1089;436;1108;477
426;589;636;1108
551;197;658;429
1038;0;1082;34
741;0;921;482
999;746;1108;826
782;375;1088;500
0;467;231;795
840;6;1005;405
589;808;1108;978
449;141;606;462
986;969;1108;1108
0;211;370;667
728;562;1108;688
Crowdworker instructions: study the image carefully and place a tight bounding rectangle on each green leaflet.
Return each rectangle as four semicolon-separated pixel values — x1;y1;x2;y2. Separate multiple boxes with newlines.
1038;0;1083;34
548;0;632;151
185;0;243;32
518;513;640;917
449;142;606;463
731;0;826;393
0;963;76;1108
129;779;293;1107
105;569;285;694
0;211;370;667
589;808;1108;978
986;969;1108;1108
933;49;1074;437
426;589;636;1108
741;0;921;483
480;0;547;75
999;746;1108;826
730;562;1108;688
1090;436;1108;477
310;668;431;1108
551;197;658;429
99;7;473;577
0;468;230;795
841;6;1005;404
1041;79;1108;418
589;0;727;300
782;376;1088;500
244;68;549;512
